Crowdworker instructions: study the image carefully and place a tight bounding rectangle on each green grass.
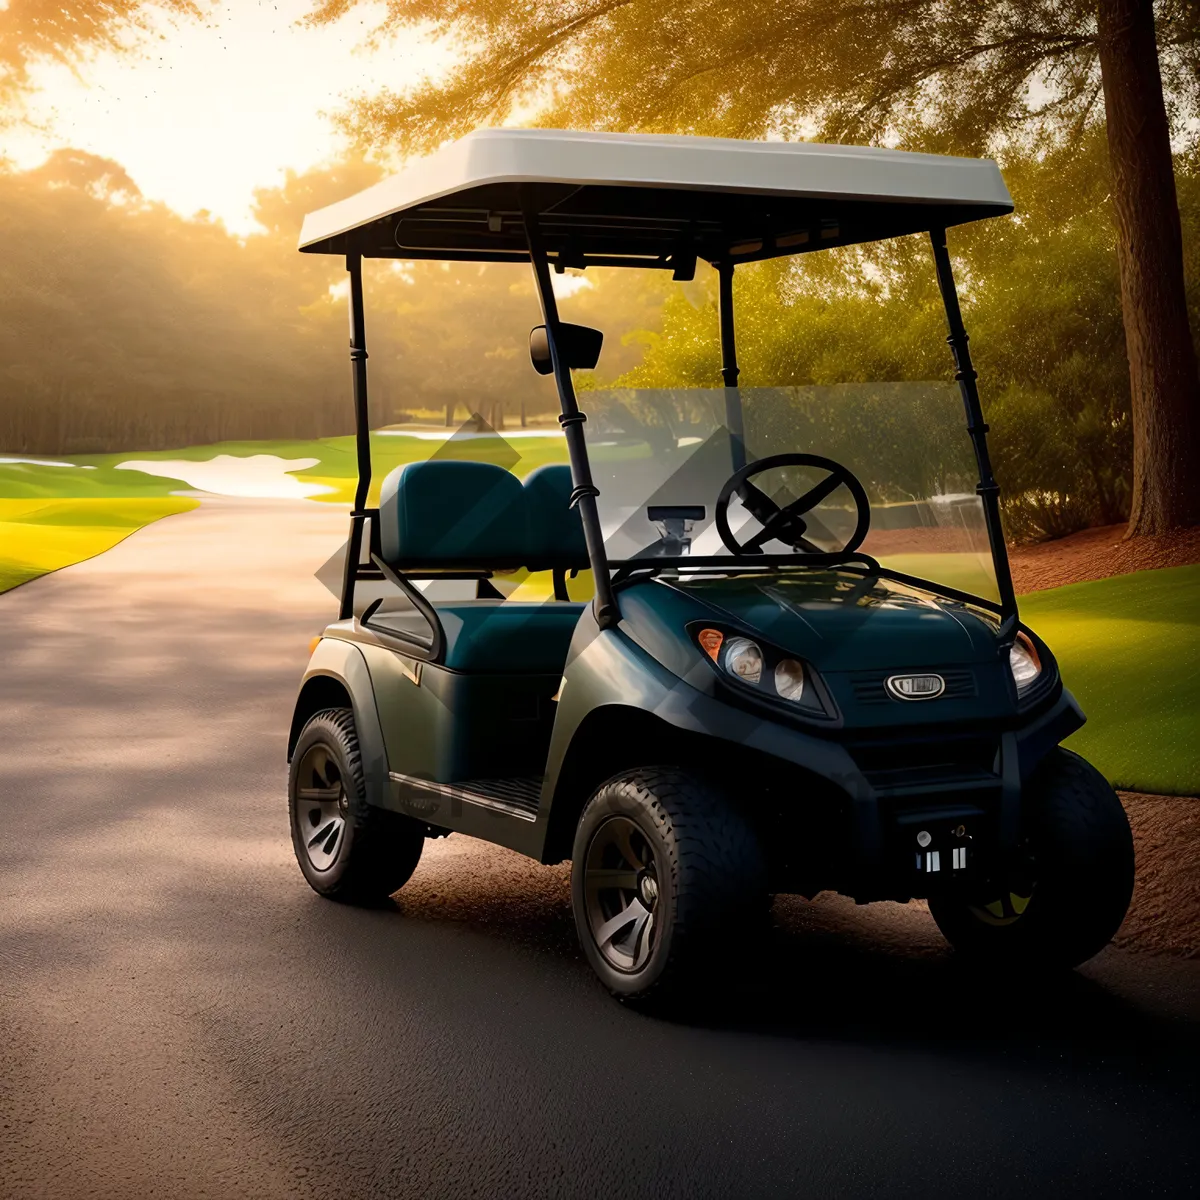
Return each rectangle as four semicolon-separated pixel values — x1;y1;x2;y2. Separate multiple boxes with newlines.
0;460;196;593
1021;565;1200;796
0;459;191;499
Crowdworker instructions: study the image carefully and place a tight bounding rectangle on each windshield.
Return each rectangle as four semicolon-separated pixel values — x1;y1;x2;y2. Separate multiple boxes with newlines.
581;383;999;603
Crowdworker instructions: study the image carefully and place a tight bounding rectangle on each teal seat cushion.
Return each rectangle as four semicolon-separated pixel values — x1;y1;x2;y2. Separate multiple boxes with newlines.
523;464;589;566
379;460;528;566
435;601;586;673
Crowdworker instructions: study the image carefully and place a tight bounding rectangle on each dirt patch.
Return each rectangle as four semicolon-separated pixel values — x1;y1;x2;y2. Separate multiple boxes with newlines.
1009;523;1200;594
1115;791;1200;958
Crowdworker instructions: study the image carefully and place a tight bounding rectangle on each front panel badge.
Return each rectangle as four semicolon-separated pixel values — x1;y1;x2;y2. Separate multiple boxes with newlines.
885;673;946;701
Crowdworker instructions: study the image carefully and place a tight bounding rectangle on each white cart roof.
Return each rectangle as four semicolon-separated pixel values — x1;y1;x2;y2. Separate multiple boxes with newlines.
299;128;1012;268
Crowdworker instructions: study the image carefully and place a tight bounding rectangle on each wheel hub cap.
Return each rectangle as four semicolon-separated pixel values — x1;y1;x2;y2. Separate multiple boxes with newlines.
583;816;660;973
293;743;347;872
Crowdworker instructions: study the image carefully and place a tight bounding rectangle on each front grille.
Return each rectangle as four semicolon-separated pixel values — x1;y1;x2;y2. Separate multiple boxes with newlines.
849;734;999;794
848;666;976;706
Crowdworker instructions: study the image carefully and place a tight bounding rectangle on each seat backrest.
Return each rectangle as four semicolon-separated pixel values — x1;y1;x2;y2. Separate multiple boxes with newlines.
378;460;528;567
522;464;589;569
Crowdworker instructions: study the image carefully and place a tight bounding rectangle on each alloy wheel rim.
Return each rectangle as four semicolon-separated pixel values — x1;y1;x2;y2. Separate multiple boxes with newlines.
969;855;1036;927
583;816;660;973
294;743;347;872
969;887;1035;926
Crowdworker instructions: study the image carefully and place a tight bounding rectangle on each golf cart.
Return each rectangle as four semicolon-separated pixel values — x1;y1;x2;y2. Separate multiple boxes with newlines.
289;129;1133;1000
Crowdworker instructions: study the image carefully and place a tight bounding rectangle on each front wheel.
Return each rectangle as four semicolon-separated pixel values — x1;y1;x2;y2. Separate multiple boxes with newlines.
571;769;767;1003
929;749;1134;969
289;707;425;904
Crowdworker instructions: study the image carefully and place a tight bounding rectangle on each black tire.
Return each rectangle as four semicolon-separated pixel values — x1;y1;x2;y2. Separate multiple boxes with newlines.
570;768;767;1002
928;748;1134;969
289;707;424;904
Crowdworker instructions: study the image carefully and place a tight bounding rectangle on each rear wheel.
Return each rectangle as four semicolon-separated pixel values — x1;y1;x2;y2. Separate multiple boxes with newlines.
928;749;1134;969
571;768;767;1002
289;707;424;904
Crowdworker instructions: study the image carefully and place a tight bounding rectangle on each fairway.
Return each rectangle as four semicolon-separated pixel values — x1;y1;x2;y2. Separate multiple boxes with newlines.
0;434;569;593
0;460;196;594
1021;565;1200;796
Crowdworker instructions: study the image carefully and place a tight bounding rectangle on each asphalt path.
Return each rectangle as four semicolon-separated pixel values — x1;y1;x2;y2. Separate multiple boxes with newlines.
1;498;1197;1199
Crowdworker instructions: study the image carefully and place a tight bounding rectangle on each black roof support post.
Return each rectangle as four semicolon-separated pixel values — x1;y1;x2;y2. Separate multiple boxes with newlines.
340;251;373;621
521;195;620;631
717;260;747;472
929;228;1018;629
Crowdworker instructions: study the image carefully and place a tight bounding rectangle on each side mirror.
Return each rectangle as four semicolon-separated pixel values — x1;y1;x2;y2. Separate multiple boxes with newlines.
529;323;603;375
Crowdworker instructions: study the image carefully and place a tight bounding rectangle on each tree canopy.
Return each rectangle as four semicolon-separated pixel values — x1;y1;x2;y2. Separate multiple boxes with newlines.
0;151;659;454
4;1;1200;540
311;0;1200;535
0;0;206;114
5;128;1200;540
310;0;1200;154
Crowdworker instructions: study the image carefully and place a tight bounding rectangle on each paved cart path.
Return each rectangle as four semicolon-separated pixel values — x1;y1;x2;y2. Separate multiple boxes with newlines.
1;499;1197;1199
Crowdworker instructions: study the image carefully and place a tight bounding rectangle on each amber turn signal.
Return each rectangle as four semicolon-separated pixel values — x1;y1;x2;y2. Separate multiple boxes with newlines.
698;628;724;661
308;636;321;656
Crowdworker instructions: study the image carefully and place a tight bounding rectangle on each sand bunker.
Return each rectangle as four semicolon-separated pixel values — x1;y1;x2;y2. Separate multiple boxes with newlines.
116;455;335;499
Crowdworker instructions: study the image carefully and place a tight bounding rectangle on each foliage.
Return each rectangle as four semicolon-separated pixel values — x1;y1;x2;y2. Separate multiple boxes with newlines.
309;1;1200;155
0;0;207;115
0;152;661;455
0;132;1164;541
598;135;1143;541
1021;565;1200;795
307;1;1200;539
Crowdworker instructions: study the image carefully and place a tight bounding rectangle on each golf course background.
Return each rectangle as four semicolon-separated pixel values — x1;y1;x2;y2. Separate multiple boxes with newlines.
0;459;197;593
2;437;1196;796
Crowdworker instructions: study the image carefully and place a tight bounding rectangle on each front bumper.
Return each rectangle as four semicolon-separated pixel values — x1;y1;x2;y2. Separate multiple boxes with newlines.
641;659;1084;899
550;623;1085;896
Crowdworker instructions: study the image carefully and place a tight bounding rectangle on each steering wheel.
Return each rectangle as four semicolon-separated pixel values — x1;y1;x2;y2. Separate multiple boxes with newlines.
714;453;871;556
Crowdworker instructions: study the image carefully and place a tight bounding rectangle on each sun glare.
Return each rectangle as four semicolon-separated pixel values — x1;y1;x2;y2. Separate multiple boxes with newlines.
6;1;451;234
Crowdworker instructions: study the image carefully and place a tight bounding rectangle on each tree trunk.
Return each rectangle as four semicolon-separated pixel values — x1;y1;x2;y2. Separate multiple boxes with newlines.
1097;0;1200;534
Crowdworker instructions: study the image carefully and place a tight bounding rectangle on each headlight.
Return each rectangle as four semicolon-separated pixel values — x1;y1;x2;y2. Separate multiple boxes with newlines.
723;637;763;685
1009;631;1042;690
694;626;832;718
774;658;806;701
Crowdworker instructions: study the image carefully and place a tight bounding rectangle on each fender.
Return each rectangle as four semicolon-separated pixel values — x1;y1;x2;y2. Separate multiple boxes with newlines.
289;637;391;809
546;612;866;802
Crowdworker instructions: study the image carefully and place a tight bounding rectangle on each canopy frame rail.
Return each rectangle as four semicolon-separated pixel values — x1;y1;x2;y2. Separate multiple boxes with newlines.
928;228;1018;633
339;251;375;621
716;259;747;473
521;189;620;631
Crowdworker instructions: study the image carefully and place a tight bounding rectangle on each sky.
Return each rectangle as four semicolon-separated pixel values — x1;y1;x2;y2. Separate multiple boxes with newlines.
5;0;451;233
